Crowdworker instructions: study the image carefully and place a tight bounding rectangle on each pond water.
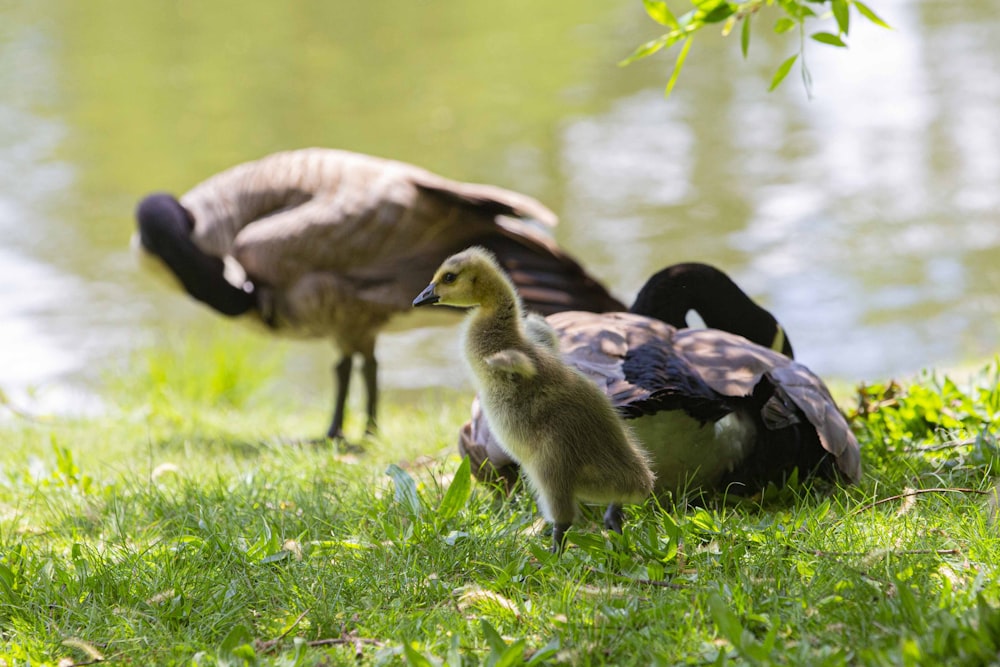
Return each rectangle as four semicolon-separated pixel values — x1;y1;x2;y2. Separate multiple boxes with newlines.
2;0;998;414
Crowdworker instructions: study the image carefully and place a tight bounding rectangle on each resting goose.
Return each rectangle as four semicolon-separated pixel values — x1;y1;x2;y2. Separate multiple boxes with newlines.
458;263;861;495
134;148;623;440
413;247;654;552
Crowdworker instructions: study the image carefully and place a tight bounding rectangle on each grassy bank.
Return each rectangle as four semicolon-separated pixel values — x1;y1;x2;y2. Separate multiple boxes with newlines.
1;337;998;666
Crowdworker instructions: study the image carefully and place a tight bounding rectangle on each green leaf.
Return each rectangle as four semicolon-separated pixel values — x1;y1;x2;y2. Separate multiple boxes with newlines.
811;31;847;47
219;624;254;654
708;593;744;646
643;0;680;29
260;550;291;564
786;2;817;19
853;0;891;29
480;619;508;655
385;464;423;518
0;563;15;598
619;35;670;66
526;637;561;666
774;17;797;34
665;36;694;97
699;2;734;24
832;0;850;34
741;13;751;59
402;641;435;667
437;456;472;521
768;54;798;91
567;531;605;552
495;639;528;667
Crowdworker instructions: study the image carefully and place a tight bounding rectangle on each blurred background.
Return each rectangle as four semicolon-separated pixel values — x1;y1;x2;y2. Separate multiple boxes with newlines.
1;0;998;414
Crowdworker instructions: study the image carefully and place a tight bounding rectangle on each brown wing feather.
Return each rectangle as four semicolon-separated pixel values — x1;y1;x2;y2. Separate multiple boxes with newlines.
182;148;622;315
672;328;861;483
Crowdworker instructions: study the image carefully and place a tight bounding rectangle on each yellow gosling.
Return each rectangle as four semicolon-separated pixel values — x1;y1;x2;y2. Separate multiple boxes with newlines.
414;247;654;552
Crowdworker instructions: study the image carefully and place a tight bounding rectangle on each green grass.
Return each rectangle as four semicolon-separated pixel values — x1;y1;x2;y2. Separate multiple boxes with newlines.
1;337;999;666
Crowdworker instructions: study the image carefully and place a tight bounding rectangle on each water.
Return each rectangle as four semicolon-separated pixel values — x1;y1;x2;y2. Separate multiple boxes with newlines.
2;0;998;413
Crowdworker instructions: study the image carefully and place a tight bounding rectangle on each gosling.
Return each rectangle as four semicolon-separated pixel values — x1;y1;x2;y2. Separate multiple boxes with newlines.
413;247;654;552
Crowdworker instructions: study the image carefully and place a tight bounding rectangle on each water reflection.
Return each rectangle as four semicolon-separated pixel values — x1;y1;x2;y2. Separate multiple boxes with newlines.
0;0;998;412
560;0;999;379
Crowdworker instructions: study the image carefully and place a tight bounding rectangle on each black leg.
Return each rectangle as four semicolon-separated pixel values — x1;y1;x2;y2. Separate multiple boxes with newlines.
603;503;624;534
362;352;378;435
551;522;572;554
327;355;353;440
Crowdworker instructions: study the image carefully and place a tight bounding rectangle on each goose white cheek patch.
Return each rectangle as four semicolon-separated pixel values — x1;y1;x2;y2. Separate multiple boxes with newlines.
685;308;707;330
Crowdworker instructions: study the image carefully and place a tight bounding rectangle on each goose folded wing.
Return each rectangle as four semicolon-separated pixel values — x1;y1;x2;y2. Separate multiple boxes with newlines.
765;366;862;483
413;173;558;228
546;311;735;422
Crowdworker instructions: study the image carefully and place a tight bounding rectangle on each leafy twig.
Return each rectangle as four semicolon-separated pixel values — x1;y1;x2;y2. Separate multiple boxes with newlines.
624;0;891;96
256;608;311;653
256;612;385;659
306;633;386;661
851;488;988;516
805;548;962;558
906;438;977;453
585;566;687;589
631;577;687;589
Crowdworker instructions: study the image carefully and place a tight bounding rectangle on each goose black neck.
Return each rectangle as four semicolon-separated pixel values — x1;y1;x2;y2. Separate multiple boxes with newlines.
136;193;256;317
631;262;794;357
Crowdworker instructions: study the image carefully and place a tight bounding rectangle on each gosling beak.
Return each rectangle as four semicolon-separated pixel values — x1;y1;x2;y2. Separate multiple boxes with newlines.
412;282;440;307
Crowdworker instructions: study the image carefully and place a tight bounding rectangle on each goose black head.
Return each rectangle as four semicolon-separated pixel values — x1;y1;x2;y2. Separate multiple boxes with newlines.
135;193;195;255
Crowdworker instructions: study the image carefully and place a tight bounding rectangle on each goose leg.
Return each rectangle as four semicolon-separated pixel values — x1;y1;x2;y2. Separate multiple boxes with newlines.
361;352;378;435
327;355;353;440
603;503;624;534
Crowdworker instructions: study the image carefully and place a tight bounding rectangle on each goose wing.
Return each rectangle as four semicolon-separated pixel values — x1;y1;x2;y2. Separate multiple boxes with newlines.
546;311;734;421
764;365;862;482
184;148;621;314
671;328;861;483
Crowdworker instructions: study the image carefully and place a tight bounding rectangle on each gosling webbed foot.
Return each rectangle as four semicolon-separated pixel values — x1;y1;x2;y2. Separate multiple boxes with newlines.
551;522;572;554
603;503;624;534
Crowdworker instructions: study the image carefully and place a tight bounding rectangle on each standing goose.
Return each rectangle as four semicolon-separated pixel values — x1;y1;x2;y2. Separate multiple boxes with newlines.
413;247;654;552
134;148;624;440
459;263;861;494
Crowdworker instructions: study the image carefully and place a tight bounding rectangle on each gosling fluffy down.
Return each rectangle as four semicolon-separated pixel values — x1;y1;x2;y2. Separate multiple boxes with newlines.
413;247;654;551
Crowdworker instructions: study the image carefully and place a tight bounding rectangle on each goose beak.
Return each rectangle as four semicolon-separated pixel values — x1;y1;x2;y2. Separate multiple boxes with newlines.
412;282;440;307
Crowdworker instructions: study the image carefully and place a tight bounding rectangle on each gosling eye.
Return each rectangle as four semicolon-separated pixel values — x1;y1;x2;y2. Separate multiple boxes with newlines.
441;271;458;284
